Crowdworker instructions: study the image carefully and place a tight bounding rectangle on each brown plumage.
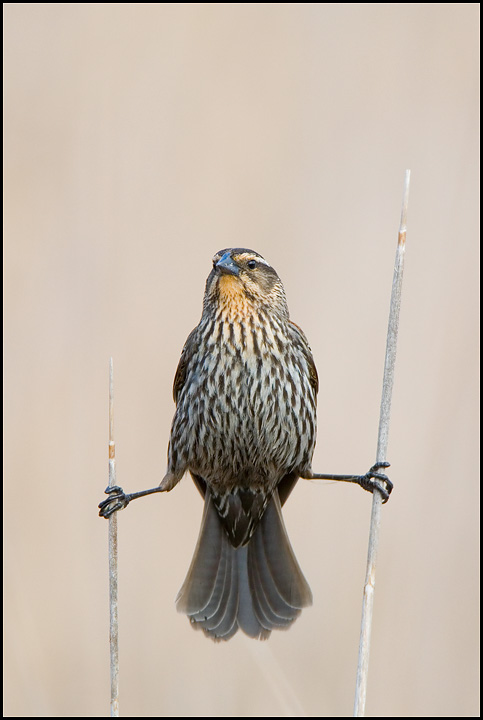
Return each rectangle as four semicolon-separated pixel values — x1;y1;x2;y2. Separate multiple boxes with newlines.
161;248;318;640
98;247;393;637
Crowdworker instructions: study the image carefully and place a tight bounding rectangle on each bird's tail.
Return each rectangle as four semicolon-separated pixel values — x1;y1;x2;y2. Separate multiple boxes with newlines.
176;490;312;640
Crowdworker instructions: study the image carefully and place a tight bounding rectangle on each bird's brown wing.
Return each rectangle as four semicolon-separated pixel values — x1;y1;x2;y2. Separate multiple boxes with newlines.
288;320;319;395
172;327;198;403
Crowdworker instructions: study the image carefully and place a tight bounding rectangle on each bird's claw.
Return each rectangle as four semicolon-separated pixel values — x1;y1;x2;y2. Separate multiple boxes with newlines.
358;462;393;503
98;485;130;518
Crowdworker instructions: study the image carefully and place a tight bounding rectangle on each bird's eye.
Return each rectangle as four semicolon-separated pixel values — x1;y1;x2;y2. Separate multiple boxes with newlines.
247;259;257;270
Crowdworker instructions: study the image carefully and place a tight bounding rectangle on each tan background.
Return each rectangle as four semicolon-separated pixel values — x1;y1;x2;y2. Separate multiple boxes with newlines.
4;4;479;717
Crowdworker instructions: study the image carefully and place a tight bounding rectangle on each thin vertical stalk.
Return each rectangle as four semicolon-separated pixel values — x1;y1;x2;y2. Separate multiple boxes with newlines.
353;170;410;716
108;358;120;716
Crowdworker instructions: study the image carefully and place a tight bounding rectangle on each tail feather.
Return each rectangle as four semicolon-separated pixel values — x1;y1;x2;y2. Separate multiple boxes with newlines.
207;552;239;639
249;534;302;625
257;492;313;610
235;545;267;638
176;489;312;640
175;493;224;615
248;554;295;629
192;532;239;639
248;492;312;628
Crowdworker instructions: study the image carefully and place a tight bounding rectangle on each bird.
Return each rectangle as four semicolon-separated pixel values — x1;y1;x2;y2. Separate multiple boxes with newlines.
99;248;392;641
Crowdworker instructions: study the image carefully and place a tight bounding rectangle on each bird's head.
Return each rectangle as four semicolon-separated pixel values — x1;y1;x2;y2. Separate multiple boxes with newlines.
204;248;289;320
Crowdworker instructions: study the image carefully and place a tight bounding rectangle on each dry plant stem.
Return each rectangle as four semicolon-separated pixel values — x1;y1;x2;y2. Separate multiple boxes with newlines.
353;170;410;717
108;358;120;717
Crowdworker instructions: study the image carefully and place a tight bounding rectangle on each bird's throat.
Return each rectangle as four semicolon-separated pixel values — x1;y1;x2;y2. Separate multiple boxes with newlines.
218;275;252;317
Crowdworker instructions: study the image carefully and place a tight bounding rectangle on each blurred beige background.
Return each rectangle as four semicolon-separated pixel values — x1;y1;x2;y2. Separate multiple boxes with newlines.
4;3;479;717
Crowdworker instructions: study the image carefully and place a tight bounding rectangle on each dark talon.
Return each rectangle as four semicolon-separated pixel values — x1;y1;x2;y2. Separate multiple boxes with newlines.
98;485;130;518
370;461;390;471
104;485;123;495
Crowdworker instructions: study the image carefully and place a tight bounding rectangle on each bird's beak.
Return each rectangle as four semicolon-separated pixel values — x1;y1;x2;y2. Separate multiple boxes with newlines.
215;252;240;277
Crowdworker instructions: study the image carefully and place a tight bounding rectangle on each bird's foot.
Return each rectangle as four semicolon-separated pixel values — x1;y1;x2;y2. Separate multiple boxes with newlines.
98;485;130;518
357;462;393;503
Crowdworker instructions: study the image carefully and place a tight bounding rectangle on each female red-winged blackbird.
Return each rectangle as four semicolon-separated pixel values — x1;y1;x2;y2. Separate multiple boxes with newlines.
99;248;392;641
